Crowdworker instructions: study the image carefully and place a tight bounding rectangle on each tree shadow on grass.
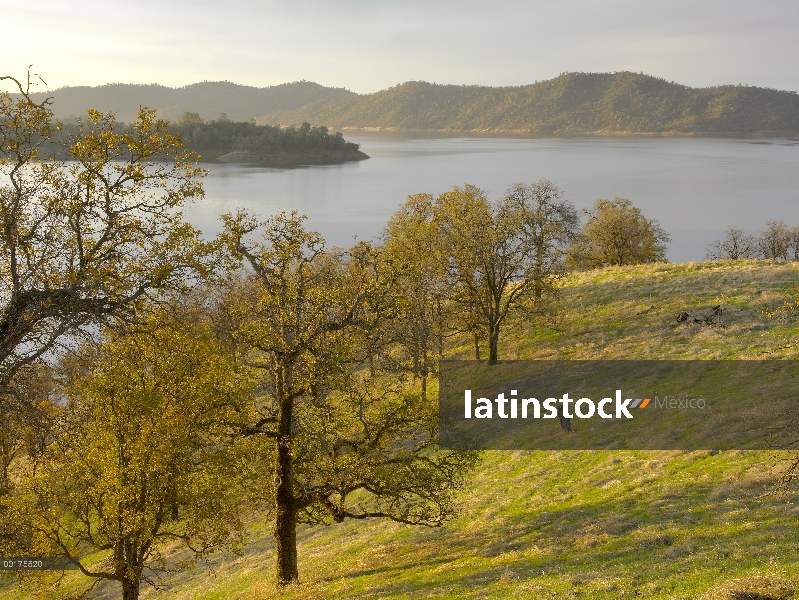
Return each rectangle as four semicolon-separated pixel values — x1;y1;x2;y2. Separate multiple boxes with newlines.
324;479;798;598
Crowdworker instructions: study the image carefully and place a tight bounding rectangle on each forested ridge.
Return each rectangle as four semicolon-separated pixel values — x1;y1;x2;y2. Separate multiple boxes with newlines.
23;72;799;137
20;80;355;123
256;72;799;135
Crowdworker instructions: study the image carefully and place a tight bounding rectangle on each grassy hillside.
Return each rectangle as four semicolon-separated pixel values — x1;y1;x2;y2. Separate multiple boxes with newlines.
256;72;799;135
2;260;798;599
22;81;355;123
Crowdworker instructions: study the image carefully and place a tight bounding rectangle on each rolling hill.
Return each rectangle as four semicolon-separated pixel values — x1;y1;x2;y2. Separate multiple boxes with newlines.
255;72;799;135
23;80;355;123
22;73;799;136
2;260;798;599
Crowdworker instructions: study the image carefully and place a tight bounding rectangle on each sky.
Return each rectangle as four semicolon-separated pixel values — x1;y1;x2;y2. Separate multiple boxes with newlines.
3;0;798;94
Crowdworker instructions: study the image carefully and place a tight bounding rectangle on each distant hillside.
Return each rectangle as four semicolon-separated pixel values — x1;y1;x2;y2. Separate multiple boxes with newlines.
24;81;355;123
255;72;799;135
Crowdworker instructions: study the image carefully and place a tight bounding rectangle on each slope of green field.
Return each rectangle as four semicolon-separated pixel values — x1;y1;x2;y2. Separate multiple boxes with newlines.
3;260;798;600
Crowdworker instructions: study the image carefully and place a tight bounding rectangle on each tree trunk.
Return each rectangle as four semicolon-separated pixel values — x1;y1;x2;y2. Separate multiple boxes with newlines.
488;326;499;362
473;331;481;360
534;241;545;303
274;365;298;585
436;299;444;358
274;459;298;585
1;461;9;496
121;576;141;600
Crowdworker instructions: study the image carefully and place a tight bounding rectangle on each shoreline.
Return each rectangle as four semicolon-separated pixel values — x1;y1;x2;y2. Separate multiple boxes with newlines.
334;127;799;139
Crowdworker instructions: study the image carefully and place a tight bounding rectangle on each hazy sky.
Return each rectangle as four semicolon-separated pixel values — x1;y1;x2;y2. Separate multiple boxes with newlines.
3;0;798;93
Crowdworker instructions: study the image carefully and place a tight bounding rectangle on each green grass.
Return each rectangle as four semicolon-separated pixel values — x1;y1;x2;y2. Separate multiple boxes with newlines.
488;260;799;361
3;260;798;599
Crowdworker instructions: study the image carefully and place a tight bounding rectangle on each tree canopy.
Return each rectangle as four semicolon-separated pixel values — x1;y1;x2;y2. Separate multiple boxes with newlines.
217;210;478;584
6;308;251;600
706;222;799;261
385;183;578;362
169;116;367;162
1;74;206;398
568;198;670;268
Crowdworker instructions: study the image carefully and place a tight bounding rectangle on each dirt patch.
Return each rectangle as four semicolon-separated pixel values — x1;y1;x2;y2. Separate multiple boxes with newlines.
700;575;796;600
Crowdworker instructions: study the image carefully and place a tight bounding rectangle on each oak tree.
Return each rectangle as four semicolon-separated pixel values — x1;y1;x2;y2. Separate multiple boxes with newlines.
757;220;792;260
382;193;452;396
568;197;670;268
0;73;206;395
218;210;478;585
432;184;542;361
502;181;579;303
706;226;758;260
9;309;250;600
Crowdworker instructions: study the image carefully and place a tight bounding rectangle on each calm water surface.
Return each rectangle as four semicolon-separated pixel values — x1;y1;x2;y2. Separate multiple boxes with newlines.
187;134;799;263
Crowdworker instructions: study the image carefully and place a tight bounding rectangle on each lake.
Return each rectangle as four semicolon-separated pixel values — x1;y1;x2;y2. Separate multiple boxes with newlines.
187;134;799;263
